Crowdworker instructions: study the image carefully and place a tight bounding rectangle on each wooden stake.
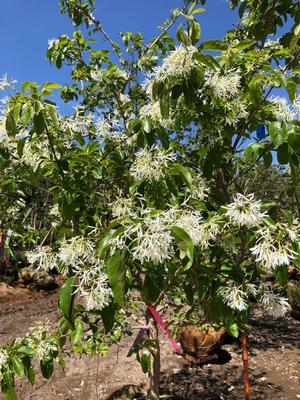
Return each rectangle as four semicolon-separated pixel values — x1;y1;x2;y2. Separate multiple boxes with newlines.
241;332;250;400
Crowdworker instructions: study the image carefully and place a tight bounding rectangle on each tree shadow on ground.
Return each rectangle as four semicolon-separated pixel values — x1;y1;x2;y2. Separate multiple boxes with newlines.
248;309;300;353
159;363;285;400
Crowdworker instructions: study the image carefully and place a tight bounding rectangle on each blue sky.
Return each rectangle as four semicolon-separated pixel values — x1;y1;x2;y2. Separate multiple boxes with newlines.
0;0;238;92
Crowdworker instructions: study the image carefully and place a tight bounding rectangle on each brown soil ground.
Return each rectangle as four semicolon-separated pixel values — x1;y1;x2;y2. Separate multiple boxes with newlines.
0;282;299;400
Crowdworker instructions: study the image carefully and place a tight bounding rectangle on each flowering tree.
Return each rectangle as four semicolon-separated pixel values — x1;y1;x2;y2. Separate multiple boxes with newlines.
0;0;300;399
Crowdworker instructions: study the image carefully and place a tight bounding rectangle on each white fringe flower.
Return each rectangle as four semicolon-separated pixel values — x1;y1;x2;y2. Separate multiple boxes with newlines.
153;45;197;81
176;210;203;246
190;174;209;201
225;193;266;227
27;319;58;361
260;286;290;318
224;98;249;126
220;283;248;311
58;236;95;271
205;70;241;100
130;145;175;182
250;226;297;270
139;101;173;128
110;197;136;219
26;246;58;271
197;220;220;249
132;215;173;264
0;349;8;370
76;261;112;311
271;96;295;122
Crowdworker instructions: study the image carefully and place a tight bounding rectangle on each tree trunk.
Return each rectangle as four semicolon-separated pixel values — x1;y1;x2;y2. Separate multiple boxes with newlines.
241;332;250;400
147;318;161;400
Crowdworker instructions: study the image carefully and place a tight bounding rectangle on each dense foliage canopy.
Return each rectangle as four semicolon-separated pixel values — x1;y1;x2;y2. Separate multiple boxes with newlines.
0;0;299;398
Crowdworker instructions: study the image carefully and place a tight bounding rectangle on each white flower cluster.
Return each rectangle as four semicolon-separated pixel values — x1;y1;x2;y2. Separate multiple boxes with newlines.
26;246;58;272
95;116;124;142
21;139;51;167
132;215;174;264
205;70;241;100
58;236;95;272
219;283;248;311
27;319;58;361
176;210;203;246
225;193;266;227
139;101;173;128
0;74;17;91
110;196;136;219
0;349;8;373
110;204;221;264
224;98;249;126
48;38;59;47
270;96;296;122
197;219;220;249
91;67;127;82
190;173;209;201
130;145;176;182
75;261;112;311
250;221;299;270
260;285;289;318
60;113;94;137
153;45;197;81
293;95;300;118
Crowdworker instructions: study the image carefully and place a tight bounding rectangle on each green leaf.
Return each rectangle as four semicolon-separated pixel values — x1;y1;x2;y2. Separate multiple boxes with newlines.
101;302;117;333
269;121;284;146
21;105;34;126
277;142;289;164
182;80;193;107
22;81;38;92
59;276;75;326
11;357;24;376
1;372;16;400
201;40;228;51
193;52;220;70
106;250;126;307
263;216;277;231
47;105;59;128
190;20;201;45
176;25;189;45
40;359;54;379
157;127;170;149
171;226;194;271
33;112;45;135
142;275;160;304
171;84;182;100
97;226;124;259
229;323;239;338
17;140;25;158
71;319;83;344
152;80;165;101
169;164;193;189
142;118;152;134
159;88;170;119
274;265;289;286
192;7;205;14
140;353;151;374
42;82;62;90
261;200;277;209
288;132;300;154
263;151;272;168
5;112;18;137
22;356;35;385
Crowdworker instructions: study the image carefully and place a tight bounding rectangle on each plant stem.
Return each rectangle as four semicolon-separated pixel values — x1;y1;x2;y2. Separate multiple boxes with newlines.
148;317;161;400
241;332;250;400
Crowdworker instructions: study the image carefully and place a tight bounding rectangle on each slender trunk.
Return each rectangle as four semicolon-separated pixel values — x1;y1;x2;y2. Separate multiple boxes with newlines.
147;318;161;400
241;332;250;400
